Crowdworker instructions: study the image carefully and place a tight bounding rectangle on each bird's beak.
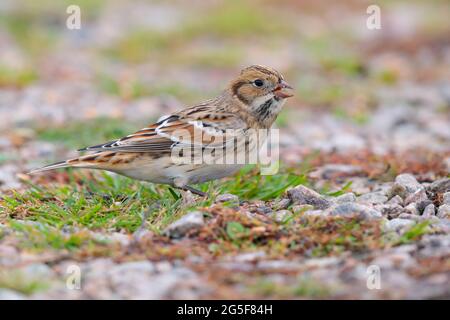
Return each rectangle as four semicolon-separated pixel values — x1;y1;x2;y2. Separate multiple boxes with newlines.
273;80;294;98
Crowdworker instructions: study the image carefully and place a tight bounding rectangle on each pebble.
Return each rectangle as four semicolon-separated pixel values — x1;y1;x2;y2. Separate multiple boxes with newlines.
255;205;272;215
357;192;388;205
272;198;291;210
443;192;450;206
375;204;403;219
163;211;204;238
215;193;239;205
287;185;331;210
326;203;382;220
422;203;435;218
384;219;415;232
427;178;450;194
334;192;357;204
387;195;403;206
398;213;439;223
404;203;420;215
416;200;433;214
437;205;450;219
404;188;428;207
271;210;293;223
387;183;407;199
394;173;423;194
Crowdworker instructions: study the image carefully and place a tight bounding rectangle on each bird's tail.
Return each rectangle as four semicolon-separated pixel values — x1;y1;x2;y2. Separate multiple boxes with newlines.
27;154;101;175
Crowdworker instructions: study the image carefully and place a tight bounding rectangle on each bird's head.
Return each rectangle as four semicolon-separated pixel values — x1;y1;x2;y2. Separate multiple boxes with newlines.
230;65;293;124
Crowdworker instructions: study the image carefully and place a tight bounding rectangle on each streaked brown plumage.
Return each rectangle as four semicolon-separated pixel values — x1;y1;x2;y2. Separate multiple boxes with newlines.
29;65;293;196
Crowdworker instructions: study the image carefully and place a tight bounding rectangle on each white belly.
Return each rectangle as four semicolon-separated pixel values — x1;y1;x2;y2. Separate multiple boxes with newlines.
113;156;244;186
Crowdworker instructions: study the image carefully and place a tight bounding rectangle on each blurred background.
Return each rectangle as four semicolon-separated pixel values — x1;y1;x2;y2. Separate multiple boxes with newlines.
0;0;449;188
0;0;450;301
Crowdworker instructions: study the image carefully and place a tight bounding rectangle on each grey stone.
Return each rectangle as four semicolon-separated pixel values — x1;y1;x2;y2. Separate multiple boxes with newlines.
443;192;450;206
357;192;388;205
395;173;423;194
417;200;433;214
437;204;450;219
433;220;450;233
163;211;204;238
398;213;420;221
215;193;239;205
255;205;272;215
272;198;291;210
271;210;293;223
326;203;382;220
404;188;428;207
398;213;439;223
384;219;415;232
387;183;407;199
349;178;371;194
292;204;314;213
418;234;450;258
375;204;403;219
387;195;403;206
422;204;435;217
404;203;420;215
287;185;331;210
372;183;394;196
334;192;357;204
427;178;450;194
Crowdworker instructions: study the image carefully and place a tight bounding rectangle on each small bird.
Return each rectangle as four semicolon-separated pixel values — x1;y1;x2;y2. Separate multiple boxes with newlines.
29;65;293;196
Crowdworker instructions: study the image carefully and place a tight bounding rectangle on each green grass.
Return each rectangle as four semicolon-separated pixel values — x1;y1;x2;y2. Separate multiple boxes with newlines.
1;165;306;235
213;166;307;200
397;221;431;244
7;219;102;251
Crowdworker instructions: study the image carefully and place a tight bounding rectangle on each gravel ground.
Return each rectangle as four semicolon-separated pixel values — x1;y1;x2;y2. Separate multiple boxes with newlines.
0;0;449;299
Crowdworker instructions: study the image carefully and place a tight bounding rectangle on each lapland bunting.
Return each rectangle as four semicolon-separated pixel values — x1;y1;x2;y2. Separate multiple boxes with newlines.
29;65;293;196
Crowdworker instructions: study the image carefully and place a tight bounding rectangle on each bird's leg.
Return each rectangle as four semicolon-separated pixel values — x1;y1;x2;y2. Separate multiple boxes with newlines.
173;177;208;198
179;185;208;197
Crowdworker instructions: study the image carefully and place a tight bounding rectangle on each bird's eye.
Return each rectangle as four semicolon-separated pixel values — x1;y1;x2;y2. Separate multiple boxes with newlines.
253;79;264;87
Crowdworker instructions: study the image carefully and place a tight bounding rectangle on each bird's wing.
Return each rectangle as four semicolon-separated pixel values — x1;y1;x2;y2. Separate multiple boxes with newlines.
79;107;248;154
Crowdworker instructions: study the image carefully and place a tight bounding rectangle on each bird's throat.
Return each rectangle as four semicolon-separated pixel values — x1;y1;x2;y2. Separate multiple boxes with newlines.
253;96;285;127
